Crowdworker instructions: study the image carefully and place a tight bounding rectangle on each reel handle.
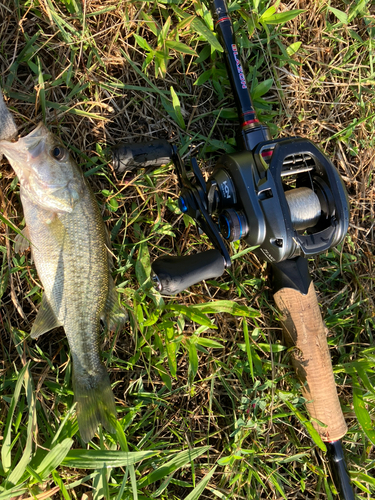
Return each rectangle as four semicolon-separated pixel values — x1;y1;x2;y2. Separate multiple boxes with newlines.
273;281;347;442
151;249;225;295
112;139;173;172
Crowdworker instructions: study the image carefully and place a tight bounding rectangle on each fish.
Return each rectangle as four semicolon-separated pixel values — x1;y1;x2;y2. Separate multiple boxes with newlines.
0;123;128;442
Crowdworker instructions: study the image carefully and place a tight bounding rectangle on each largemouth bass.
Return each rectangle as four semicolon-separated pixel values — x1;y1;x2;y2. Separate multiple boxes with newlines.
0;123;127;442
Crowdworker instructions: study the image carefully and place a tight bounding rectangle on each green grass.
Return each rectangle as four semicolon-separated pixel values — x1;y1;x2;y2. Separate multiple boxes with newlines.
0;0;374;499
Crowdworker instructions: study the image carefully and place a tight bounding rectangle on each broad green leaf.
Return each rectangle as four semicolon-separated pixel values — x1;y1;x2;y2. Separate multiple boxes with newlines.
256;342;287;353
6;366;37;486
260;8;305;25
36;438;74;480
136;303;145;334
171;6;223;52
134;34;153;52
252;78;273;99
187;338;198;380
353;472;375;488
138;446;210;487
165;326;178;378
286;41;302;57
165;40;197;56
154;49;169;78
194;68;213;86
181;300;259;318
0;488;28;500
348;0;368;22
328;6;348;24
158;16;171;46
355;365;375;395
353;376;375;445
243;320;254;381
93;465;109;500
176;14;196;30
166;304;215;327
62;450;156;468
36;56;46;121
1;364;29;473
284;401;327;452
191;17;223;51
135;241;151;288
195;338;224;349
143;51;154;73
259;5;275;21
161;94;177;122
170;86;186;129
140;11;159;37
51;470;71;500
184;466;217;500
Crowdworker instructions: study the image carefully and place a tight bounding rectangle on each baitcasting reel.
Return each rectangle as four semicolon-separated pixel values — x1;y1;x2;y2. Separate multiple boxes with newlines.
111;0;348;297
136;136;349;295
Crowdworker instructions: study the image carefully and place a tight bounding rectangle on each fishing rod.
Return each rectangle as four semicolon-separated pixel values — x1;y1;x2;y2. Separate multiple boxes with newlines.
113;1;354;497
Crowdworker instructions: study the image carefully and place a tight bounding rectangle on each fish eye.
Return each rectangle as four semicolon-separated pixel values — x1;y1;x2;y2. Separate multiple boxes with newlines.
51;146;66;161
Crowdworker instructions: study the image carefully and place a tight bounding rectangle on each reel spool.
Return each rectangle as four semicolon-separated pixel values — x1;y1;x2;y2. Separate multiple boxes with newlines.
284;187;321;232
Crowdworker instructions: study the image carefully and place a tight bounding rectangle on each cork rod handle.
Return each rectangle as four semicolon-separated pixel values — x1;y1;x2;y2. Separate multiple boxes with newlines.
274;282;347;442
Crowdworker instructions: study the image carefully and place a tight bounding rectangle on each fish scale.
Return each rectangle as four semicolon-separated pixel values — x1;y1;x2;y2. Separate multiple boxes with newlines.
0;123;128;442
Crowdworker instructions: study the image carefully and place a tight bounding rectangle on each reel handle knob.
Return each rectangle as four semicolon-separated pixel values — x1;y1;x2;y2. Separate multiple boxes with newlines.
151;249;225;295
112;140;173;172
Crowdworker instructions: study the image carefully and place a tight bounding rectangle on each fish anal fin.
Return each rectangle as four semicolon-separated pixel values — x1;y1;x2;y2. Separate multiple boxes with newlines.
31;295;62;339
102;276;128;331
15;227;31;254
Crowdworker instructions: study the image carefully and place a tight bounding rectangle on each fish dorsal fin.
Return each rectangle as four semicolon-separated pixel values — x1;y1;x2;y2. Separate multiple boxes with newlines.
31;294;63;339
15;227;31;254
102;276;128;331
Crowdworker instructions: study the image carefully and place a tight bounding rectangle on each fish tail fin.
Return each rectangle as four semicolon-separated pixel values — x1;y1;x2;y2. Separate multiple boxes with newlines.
72;364;117;442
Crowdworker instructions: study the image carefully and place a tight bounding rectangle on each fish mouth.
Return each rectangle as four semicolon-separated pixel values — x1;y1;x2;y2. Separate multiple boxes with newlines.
22;123;50;155
0;122;49;163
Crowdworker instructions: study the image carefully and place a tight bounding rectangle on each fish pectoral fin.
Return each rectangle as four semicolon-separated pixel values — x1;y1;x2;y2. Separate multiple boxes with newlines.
31;295;62;339
102;276;128;331
14;227;31;254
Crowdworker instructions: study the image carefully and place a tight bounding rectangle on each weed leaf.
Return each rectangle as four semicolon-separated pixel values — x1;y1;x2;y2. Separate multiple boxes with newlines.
353;376;375;445
182;300;260;318
184;466;217;500
171;86;186;129
138;446;210;487
260;8;305;25
328;7;348;24
1;364;29;473
36;438;74;480
62;450;156;468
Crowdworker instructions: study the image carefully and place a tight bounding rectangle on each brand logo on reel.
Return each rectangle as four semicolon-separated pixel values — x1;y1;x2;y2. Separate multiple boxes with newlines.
221;180;232;199
232;44;247;90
